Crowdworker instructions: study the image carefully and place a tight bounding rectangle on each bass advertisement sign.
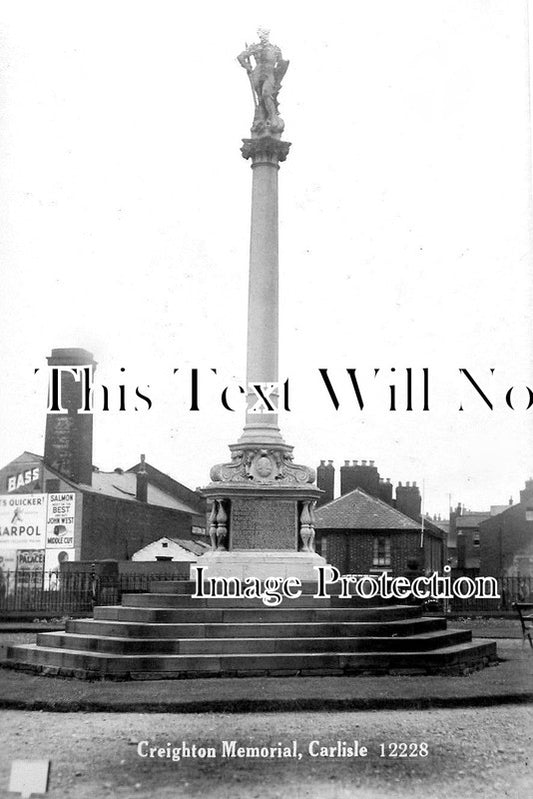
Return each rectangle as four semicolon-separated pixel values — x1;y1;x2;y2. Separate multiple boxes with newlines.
0;494;47;549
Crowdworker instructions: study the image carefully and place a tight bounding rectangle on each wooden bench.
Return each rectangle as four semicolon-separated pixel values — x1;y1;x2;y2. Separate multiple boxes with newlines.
513;602;533;649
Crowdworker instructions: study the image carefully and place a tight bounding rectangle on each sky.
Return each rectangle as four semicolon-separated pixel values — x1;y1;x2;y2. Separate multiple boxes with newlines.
0;0;532;517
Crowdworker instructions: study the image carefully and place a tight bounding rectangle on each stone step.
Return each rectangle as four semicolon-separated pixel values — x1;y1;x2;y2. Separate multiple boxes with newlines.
66;616;446;640
149;580;321;595
148;581;198;594
120;593;332;609
148;581;404;608
6;640;497;677
93;604;423;624
36;628;471;655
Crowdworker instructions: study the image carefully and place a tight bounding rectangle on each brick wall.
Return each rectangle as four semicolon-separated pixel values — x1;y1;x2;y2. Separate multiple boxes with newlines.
80;492;193;561
423;532;444;572
480;504;533;577
321;532;347;570
321;529;425;575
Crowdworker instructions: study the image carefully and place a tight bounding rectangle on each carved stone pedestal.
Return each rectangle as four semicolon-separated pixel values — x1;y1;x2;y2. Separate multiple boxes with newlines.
193;551;325;582
199;444;326;580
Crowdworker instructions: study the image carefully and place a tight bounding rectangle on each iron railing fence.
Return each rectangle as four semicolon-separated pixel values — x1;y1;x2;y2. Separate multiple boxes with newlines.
0;570;186;614
0;570;94;614
0;571;531;615
448;575;532;614
118;573;185;594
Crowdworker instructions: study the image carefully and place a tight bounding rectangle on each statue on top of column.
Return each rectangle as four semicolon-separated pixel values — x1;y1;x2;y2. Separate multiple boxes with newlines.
237;27;289;137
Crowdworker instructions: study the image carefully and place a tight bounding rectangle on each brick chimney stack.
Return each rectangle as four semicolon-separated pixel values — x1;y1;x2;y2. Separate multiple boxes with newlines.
341;459;380;497
136;454;148;503
395;481;422;521
519;479;533;505
317;459;335;506
44;347;96;485
378;477;393;505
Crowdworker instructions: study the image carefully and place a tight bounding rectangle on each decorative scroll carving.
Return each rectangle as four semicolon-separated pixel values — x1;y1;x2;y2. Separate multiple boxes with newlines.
210;447;315;486
241;136;291;164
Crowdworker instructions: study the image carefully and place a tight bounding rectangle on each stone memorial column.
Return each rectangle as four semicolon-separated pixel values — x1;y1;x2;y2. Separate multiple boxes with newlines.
198;29;326;580
238;135;289;447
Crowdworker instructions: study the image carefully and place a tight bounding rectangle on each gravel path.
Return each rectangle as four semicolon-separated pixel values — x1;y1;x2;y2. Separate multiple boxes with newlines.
0;706;531;798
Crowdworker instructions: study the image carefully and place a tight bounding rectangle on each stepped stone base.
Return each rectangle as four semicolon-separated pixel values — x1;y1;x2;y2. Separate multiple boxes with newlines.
0;580;498;681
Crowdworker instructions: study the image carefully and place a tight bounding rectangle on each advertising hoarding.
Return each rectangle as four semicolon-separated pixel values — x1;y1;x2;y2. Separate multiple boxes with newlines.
0;494;47;549
45;493;75;549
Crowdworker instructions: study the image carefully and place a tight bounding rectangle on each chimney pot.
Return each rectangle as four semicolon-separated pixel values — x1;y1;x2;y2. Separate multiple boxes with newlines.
344;460;350;467
362;460;367;467
369;460;375;467
319;460;326;466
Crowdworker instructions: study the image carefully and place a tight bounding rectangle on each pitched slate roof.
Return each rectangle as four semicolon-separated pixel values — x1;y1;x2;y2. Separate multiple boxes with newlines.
133;537;209;558
315;488;421;531
169;538;210;556
79;471;201;515
126;461;205;515
455;513;490;529
2;452;204;520
7;451;42;464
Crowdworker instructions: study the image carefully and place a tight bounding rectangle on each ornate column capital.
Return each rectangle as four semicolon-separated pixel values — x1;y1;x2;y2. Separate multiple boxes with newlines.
209;445;316;486
241;136;291;165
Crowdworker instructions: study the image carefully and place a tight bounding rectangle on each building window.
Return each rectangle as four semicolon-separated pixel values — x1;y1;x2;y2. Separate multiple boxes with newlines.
373;536;391;567
473;533;480;547
526;508;533;522
162;542;168;548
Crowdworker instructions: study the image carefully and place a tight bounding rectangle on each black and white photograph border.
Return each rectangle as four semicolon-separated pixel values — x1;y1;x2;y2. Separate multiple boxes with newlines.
0;1;532;797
